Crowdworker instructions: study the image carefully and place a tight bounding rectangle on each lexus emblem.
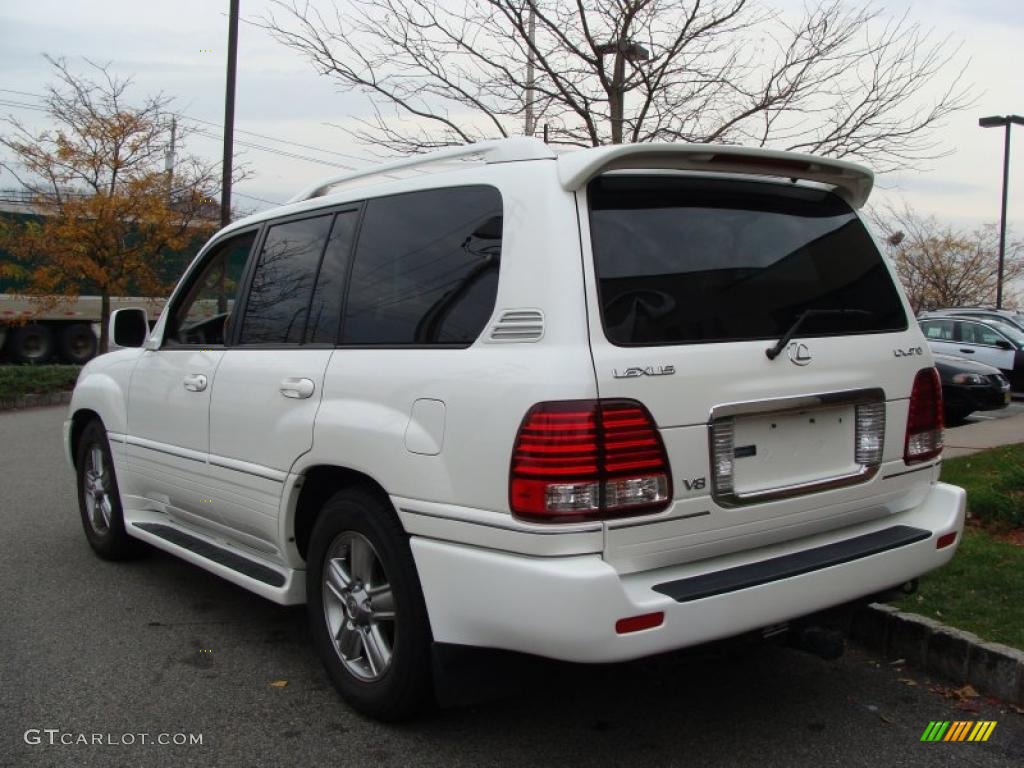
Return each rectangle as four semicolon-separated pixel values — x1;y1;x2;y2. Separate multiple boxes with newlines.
787;342;812;366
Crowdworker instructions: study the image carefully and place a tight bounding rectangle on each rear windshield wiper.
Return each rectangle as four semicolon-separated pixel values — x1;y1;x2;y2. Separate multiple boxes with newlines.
765;309;874;360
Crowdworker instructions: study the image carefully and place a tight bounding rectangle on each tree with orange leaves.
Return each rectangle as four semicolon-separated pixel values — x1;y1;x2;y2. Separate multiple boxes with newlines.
0;56;220;353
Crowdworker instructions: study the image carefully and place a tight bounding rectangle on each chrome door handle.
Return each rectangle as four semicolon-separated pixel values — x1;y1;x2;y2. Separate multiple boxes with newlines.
182;373;208;392
280;377;315;399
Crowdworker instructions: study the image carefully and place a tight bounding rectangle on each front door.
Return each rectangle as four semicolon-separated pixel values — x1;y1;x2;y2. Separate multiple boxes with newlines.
125;231;257;532
955;320;1017;372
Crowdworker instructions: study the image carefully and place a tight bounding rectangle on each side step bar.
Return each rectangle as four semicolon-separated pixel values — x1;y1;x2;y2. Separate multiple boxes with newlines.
128;520;305;605
653;525;930;603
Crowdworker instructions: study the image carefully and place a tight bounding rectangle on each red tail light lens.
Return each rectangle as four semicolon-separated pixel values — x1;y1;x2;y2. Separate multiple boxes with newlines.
510;399;672;522
904;367;943;463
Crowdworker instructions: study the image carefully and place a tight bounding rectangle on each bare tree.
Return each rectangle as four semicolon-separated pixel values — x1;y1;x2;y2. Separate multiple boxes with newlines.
261;0;971;170
0;56;221;352
872;204;1023;312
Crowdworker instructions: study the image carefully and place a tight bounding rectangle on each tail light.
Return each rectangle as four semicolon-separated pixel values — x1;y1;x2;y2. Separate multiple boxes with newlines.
510;399;672;522
904;367;943;463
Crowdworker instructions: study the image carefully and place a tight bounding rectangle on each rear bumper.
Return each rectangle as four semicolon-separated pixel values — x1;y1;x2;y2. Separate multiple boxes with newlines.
411;482;965;663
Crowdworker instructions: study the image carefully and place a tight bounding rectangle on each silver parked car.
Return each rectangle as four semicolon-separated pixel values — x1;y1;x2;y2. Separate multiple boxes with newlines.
919;315;1024;393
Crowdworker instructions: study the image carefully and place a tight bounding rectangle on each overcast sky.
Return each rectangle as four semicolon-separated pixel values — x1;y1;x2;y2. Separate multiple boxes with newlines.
0;0;1021;234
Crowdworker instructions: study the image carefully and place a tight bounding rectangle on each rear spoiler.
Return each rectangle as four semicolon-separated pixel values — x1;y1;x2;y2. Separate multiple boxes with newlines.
557;143;874;209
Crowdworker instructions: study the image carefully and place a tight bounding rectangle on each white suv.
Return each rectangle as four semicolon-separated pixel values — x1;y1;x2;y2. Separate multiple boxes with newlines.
66;138;965;720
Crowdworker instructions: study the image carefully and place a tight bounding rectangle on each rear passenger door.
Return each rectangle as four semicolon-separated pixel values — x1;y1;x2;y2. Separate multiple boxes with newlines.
920;319;959;357
207;208;360;553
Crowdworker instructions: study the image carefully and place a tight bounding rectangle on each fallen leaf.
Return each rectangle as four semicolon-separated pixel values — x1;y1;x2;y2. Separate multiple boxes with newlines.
898;678;918;687
889;658;906;666
270;680;289;688
955;684;980;700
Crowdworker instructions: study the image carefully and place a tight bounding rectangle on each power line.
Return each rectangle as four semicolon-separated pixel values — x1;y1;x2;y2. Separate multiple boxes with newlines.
192;127;355;170
0;98;47;113
0;87;46;98
0;87;371;167
233;190;283;206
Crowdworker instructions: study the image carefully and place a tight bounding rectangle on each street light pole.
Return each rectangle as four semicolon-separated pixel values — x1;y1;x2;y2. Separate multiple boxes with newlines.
596;39;649;144
221;0;240;228
979;114;1024;309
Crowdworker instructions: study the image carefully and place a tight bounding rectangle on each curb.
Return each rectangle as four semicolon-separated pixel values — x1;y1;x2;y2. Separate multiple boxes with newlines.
851;603;1024;705
0;390;72;412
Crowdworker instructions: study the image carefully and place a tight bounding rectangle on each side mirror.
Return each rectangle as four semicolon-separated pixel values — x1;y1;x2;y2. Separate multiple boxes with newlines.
996;339;1013;351
110;308;149;348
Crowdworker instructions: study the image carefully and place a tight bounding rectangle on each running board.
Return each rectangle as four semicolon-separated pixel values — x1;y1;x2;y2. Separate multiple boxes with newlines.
128;520;305;605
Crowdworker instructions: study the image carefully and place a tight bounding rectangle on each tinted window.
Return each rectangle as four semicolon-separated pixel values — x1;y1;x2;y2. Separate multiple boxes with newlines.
922;320;954;340
239;215;332;345
589;176;907;345
341;186;502;345
305;210;359;344
959;322;1005;347
167;232;255;346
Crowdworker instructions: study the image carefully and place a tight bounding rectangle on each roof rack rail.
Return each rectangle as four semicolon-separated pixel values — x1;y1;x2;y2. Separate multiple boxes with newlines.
287;137;556;204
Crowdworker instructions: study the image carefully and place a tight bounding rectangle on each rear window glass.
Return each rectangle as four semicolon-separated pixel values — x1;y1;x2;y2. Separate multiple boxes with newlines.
588;176;907;346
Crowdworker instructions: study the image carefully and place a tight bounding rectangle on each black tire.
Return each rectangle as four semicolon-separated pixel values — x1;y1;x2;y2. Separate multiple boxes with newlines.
307;487;433;721
9;323;54;364
75;420;146;561
58;323;98;364
944;408;972;425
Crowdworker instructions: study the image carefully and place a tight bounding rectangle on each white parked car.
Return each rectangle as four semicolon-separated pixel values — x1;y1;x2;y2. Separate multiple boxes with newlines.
65;138;965;720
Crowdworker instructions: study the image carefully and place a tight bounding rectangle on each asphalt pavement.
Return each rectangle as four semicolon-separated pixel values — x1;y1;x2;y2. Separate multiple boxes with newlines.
1;406;1022;768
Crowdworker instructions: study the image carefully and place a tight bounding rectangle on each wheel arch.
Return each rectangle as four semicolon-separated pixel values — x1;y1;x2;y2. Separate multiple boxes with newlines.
287;465;396;563
69;408;104;469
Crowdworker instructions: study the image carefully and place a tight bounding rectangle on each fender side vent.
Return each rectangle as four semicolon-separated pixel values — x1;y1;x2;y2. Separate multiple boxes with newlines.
489;309;544;342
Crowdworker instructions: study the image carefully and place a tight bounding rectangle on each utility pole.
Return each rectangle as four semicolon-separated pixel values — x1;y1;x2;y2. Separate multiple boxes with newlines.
164;115;177;203
524;6;536;137
221;0;240;228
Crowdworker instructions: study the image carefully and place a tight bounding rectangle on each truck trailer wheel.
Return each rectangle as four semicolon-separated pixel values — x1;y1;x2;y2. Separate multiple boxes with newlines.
9;323;54;364
58;323;98;364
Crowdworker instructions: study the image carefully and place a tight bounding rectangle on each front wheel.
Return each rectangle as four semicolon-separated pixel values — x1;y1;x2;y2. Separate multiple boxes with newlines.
307;487;433;721
75;420;145;560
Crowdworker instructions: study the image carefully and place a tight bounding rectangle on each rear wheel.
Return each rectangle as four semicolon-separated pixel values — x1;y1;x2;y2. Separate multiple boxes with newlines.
9;323;54;364
75;420;145;560
307;487;433;721
58;323;98;364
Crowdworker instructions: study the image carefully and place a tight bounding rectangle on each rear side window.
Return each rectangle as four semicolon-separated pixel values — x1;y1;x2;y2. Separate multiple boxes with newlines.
305;209;359;344
588;176;907;346
922;320;954;340
238;215;333;345
341;186;502;345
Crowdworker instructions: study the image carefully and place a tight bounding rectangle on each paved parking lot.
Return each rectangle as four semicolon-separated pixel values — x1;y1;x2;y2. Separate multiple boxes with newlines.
958;397;1024;424
2;406;1022;768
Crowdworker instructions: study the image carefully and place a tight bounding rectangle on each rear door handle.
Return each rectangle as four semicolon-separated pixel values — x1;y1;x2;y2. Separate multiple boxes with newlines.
182;373;208;392
959;348;975;354
280;377;315;399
